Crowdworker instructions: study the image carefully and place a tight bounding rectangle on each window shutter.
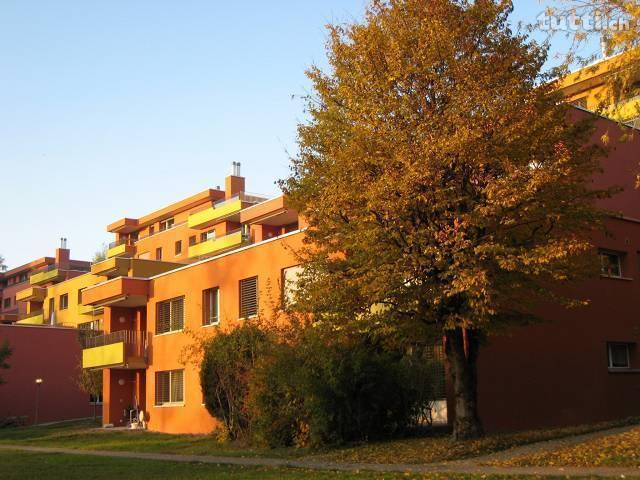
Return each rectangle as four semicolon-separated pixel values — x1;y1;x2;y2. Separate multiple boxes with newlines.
171;297;184;331
157;301;171;334
155;371;170;405
239;276;258;318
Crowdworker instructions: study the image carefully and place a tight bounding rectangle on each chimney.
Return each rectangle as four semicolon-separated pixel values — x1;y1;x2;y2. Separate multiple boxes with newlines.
225;161;245;199
55;238;70;270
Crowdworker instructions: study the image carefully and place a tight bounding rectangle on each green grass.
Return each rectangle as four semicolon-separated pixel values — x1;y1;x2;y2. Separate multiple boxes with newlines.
0;416;638;466
0;450;594;480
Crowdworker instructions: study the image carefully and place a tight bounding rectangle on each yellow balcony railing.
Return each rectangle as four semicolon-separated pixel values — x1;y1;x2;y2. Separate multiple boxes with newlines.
16;286;47;303
188;230;245;258
81;330;149;369
16;311;45;325
106;241;135;259
188;199;243;229
604;95;640;123
30;267;60;286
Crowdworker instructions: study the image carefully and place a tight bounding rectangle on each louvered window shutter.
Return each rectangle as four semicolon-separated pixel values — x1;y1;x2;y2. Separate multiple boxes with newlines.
156;301;171;334
171;297;184;331
155;371;170;405
239;277;258;318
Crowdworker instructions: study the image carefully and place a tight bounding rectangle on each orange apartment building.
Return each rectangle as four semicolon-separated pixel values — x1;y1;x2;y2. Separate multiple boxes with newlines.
9;56;640;434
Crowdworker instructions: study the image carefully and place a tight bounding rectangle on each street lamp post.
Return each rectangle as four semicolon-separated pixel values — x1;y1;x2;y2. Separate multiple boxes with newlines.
34;378;43;425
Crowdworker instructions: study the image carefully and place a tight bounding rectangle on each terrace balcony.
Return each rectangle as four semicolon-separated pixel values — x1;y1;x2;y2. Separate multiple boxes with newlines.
91;257;183;279
29;265;61;286
81;330;150;370
106;239;136;259
16;286;47;303
16;310;44;325
187;229;246;259
187;192;267;229
81;277;149;308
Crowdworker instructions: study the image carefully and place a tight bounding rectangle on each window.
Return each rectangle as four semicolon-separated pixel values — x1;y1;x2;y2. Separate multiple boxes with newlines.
202;288;219;326
77;288;84;305
89;393;103;404
79;319;102;331
175;240;182;256
282;265;303;308
2;298;10;309
239;276;258;318
572;96;588;109
156;297;184;334
600;251;622;277
155;369;184;406
189;235;196;246
149;225;155;236
159;218;175;232
608;343;631;369
201;230;216;242
59;294;69;310
155;247;162;260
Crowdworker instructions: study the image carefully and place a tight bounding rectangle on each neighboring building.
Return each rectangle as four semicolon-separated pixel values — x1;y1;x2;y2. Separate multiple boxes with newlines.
0;324;95;424
558;52;640;127
1;245;90;325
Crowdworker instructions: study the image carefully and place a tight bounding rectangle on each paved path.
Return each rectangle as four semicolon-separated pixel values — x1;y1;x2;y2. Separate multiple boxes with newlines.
2;424;640;478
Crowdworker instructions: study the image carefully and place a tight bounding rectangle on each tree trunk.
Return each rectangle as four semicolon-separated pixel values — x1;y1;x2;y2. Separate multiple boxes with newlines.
445;327;483;440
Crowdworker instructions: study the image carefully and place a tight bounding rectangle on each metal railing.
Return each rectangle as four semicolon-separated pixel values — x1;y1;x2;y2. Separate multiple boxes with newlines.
190;228;248;246
80;330;150;360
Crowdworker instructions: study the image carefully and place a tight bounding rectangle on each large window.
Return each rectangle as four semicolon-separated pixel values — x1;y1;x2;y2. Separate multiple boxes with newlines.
159;218;175;232
155;247;163;261
155;369;184;406
59;294;69;310
282;265;303;308
2;298;10;309
608;343;631;369
239;276;258;318
156;297;184;334
600;251;623;278
202;288;219;326
175;240;182;256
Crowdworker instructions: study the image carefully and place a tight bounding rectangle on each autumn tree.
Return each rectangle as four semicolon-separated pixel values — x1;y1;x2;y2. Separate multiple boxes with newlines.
0;255;7;272
76;364;103;420
281;0;611;440
0;341;12;385
92;244;108;264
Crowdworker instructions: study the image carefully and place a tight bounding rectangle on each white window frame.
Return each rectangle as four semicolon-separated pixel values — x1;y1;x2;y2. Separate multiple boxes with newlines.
202;287;220;327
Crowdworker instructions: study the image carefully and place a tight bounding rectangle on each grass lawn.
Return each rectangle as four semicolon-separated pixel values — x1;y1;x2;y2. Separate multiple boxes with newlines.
0;417;638;466
493;426;640;468
0;450;590;480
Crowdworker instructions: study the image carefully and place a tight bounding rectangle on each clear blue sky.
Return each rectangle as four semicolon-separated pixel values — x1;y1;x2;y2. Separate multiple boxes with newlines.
0;1;598;269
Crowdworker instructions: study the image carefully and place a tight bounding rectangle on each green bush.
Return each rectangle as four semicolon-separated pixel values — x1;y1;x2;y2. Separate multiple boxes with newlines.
248;331;441;447
200;323;270;441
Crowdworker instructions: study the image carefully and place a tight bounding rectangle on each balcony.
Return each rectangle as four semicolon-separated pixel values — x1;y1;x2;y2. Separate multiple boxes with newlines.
107;239;136;259
30;265;61;285
82;277;149;308
81;330;149;370
604;95;640;123
92;257;183;279
16;310;44;325
16;286;47;303
187;193;267;229
188;230;246;259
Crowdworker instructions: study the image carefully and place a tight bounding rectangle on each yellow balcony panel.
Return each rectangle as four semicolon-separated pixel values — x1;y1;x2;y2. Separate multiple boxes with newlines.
188;199;243;229
107;243;135;259
82;342;125;369
30;268;61;285
604;96;640;123
17;312;44;325
16;286;47;303
188;231;244;258
91;257;130;277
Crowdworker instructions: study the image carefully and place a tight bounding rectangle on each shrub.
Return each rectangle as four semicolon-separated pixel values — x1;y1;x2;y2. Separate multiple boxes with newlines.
200;323;270;441
248;331;441;447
